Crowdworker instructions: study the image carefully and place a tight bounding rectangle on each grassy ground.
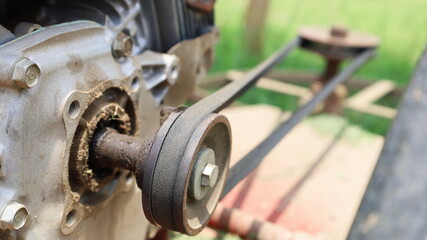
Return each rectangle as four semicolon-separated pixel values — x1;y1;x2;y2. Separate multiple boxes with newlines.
210;0;427;135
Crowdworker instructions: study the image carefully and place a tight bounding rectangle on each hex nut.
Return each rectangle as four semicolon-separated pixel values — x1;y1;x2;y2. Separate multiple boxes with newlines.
11;57;40;88
189;148;217;200
201;163;219;188
112;32;133;58
0;201;28;230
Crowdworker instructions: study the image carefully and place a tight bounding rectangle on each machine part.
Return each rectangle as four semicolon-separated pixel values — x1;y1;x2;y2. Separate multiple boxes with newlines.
208;203;293;240
0;0;217;239
135;50;181;103
348;48;427;240
13;22;42;37
0;0;216;54
10;57;40;89
69;97;134;193
201;163;218;188
0;25;15;45
189;148;217;200
151;0;214;51
0;201;28;230
90;109;232;235
299;26;380;114
0;21;164;239
165;27;219;105
112;32;134;58
299;25;379;59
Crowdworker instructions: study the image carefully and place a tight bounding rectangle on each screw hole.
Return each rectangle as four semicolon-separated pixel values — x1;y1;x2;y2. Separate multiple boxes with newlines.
131;77;140;92
65;210;76;227
68;100;80;119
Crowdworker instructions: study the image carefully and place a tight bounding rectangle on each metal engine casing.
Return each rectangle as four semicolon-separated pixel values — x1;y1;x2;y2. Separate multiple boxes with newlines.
0;18;217;239
0;21;157;239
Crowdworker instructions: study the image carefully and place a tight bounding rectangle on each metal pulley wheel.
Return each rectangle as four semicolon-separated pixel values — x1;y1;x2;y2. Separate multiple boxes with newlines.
299;25;379;59
142;110;231;234
91;108;232;235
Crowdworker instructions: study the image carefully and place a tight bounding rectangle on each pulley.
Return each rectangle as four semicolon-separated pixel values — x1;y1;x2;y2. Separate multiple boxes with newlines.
90;108;231;235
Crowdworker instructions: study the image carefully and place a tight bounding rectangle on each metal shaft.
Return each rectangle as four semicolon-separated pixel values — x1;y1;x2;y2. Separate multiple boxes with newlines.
90;128;152;172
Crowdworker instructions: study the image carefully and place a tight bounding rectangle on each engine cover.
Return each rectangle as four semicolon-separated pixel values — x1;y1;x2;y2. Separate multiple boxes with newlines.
0;20;185;239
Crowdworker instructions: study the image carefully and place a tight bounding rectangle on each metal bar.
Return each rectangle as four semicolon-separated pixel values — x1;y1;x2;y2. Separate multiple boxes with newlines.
222;48;377;197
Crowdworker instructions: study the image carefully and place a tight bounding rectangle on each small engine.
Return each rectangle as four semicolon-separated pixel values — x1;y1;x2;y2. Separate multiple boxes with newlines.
0;0;218;238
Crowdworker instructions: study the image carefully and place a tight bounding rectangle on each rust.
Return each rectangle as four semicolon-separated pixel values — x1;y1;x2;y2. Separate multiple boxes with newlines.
71;104;131;192
90;127;152;173
186;0;216;12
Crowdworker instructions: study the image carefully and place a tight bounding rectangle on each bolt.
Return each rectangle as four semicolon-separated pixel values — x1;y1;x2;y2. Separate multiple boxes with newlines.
201;163;219;188
0;201;28;230
11;57;40;88
189;147;218;200
112;32;133;58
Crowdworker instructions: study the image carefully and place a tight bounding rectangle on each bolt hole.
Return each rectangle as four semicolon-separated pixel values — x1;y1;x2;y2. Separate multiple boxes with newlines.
131;77;140;92
65;210;76;227
68;100;80;119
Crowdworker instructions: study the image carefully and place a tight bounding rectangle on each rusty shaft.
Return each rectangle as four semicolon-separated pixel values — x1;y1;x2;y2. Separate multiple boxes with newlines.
90;127;152;172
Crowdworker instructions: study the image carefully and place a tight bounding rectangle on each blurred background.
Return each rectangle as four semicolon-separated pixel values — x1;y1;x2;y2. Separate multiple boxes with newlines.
208;0;427;136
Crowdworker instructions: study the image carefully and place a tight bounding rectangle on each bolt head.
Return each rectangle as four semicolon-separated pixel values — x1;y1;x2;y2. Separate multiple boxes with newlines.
0;201;28;230
189;148;217;200
11;58;40;88
112;33;133;58
201;163;219;188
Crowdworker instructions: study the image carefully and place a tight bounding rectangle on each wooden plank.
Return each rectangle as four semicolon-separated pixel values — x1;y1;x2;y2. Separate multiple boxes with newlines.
347;80;396;106
346;103;397;119
346;80;397;118
198;71;397;118
227;70;310;97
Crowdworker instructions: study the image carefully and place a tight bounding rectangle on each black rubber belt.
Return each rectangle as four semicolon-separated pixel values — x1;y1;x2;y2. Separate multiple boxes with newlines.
149;38;375;230
221;47;376;198
149;38;301;230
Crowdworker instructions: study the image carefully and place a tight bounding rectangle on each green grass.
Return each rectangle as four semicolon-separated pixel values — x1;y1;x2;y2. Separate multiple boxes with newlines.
210;0;427;135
